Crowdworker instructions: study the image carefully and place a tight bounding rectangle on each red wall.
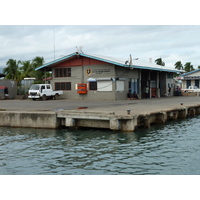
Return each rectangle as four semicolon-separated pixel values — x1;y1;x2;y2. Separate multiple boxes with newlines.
56;57;107;67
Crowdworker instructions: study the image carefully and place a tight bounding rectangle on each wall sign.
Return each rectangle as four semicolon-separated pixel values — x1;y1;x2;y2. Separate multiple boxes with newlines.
184;76;200;80
86;69;92;76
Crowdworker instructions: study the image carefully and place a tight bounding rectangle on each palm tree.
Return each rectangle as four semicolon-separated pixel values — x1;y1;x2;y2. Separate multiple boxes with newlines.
32;56;44;67
32;56;46;80
20;60;33;79
4;56;47;83
155;58;165;66
174;61;183;70
184;62;194;72
3;59;21;82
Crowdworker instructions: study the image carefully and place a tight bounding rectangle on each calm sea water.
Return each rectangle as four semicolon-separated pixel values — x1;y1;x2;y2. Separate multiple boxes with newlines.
1;116;200;175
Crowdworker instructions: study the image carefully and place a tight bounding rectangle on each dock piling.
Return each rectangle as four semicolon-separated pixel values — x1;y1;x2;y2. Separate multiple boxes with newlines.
144;116;151;129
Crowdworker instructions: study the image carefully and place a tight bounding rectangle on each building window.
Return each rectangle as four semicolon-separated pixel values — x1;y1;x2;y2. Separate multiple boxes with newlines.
55;68;71;77
195;80;199;88
66;82;71;90
55;82;60;90
89;82;97;90
61;82;65;90
186;80;191;88
97;81;112;91
67;68;71;77
55;82;71;90
167;73;173;79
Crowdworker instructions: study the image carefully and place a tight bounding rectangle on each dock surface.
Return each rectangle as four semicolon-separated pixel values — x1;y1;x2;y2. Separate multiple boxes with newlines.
1;96;199;113
0;96;200;131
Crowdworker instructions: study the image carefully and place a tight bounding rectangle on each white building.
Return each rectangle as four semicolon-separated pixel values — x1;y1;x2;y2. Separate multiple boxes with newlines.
179;69;200;89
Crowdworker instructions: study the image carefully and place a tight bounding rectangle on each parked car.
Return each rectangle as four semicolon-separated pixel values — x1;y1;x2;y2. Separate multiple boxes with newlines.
181;85;200;93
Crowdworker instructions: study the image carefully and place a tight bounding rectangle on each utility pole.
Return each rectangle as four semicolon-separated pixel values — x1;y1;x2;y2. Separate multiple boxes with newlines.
54;27;55;60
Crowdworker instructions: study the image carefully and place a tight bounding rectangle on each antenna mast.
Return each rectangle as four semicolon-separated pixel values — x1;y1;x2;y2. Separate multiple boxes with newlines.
54;27;56;60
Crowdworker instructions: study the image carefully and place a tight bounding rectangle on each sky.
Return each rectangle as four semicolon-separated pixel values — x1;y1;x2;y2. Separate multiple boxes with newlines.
1;25;200;71
0;0;200;73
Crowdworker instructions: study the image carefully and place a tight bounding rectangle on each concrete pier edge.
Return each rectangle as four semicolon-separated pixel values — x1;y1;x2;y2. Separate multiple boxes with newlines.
1;104;200;132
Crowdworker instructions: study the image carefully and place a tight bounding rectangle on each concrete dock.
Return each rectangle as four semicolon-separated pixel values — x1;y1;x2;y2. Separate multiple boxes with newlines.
0;96;200;131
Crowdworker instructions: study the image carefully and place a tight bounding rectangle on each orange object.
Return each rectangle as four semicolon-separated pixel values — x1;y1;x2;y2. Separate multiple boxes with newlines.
77;83;87;94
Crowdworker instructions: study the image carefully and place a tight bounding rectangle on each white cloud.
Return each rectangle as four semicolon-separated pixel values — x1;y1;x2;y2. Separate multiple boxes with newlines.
1;25;200;70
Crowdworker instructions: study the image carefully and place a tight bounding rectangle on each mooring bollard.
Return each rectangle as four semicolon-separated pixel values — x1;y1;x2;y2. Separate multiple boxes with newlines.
127;109;131;115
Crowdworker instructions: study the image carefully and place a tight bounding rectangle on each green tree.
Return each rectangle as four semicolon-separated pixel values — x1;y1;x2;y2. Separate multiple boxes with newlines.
174;61;183;70
3;59;21;83
155;58;165;66
32;56;44;68
32;56;46;80
184;62;194;72
19;60;33;79
4;56;48;83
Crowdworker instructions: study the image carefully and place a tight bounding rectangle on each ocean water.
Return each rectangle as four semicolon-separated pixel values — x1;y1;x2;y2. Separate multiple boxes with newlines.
1;116;200;175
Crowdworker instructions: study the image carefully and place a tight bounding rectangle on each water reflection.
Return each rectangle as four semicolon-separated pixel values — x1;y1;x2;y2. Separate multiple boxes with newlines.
0;116;200;174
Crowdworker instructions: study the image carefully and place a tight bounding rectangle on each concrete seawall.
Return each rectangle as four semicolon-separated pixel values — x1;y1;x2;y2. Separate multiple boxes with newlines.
57;104;200;131
1;97;200;132
0;101;200;132
0;111;60;129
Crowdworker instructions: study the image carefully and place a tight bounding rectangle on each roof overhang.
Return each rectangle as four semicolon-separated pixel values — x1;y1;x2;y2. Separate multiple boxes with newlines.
36;52;181;74
180;69;200;76
129;65;181;73
35;52;79;71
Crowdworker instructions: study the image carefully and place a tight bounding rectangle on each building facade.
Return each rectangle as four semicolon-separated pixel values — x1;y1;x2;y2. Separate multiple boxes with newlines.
179;69;200;89
36;52;180;100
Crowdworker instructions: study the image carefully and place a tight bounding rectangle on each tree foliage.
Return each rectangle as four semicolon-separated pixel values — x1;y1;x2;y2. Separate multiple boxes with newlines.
3;56;46;84
174;61;183;70
19;60;33;80
174;60;198;73
184;62;194;72
3;59;21;82
155;58;165;66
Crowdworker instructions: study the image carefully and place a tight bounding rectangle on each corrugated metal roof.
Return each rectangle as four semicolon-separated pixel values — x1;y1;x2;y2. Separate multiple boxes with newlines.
35;52;78;70
36;52;181;73
180;69;200;76
86;53;181;73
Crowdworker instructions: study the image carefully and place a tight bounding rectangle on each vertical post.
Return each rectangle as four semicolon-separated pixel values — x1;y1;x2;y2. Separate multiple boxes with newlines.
157;71;160;97
110;118;120;130
178;109;187;119
156;112;167;124
54;27;56;60
189;108;195;117
45;68;46;84
148;71;151;98
139;69;141;99
173;112;178;120
144;116;150;129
